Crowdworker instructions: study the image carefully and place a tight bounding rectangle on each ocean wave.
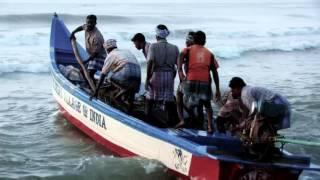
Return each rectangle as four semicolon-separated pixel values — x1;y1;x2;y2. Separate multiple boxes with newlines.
0;13;194;25
0;62;49;75
0;43;319;75
213;40;320;59
169;26;320;39
0;13;134;25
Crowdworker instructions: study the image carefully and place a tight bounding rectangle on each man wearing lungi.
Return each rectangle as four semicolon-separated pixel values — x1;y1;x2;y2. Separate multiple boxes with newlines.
177;31;221;134
145;24;179;126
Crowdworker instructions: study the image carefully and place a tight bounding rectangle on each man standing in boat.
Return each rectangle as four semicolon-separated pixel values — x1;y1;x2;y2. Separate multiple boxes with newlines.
92;39;141;113
70;14;106;81
175;31;201;128
131;33;151;59
177;31;221;134
145;24;179;126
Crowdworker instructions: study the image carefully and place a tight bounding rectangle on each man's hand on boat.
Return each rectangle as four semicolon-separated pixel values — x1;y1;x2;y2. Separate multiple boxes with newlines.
90;90;98;100
69;25;84;41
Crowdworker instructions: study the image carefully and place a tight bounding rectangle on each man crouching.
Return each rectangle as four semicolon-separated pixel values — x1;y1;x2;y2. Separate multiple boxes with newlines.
91;39;141;113
227;77;291;158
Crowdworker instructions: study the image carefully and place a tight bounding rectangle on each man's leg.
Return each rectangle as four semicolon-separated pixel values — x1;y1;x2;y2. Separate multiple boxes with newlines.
166;100;178;127
145;99;154;123
194;103;204;129
203;101;214;134
216;116;227;133
127;92;135;114
175;91;185;128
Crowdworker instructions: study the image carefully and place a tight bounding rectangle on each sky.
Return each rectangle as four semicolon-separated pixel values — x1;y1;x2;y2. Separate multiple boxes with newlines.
0;0;317;3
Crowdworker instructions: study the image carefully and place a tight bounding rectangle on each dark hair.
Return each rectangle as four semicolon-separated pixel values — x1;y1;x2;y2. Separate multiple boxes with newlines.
157;24;168;30
188;31;195;36
229;77;246;89
86;14;97;22
194;31;206;45
131;33;146;42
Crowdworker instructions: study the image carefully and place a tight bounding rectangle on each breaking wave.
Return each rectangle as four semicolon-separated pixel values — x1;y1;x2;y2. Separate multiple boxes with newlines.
0;13;134;25
0;42;320;74
0;62;50;75
213;40;320;59
0;13;192;25
170;26;320;39
1;13;320;74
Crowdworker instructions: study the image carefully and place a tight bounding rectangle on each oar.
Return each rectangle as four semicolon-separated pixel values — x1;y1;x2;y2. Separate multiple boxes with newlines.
70;39;96;92
274;137;320;147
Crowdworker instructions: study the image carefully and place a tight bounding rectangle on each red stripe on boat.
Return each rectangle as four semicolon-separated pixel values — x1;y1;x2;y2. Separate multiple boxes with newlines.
189;156;220;180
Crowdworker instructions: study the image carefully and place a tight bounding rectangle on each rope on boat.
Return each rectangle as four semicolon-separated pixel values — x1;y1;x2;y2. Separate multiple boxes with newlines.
239;133;320;147
274;137;320;147
71;39;96;91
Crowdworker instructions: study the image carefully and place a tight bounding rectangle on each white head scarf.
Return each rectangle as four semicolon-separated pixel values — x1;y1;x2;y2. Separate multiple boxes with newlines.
155;27;170;39
104;39;117;49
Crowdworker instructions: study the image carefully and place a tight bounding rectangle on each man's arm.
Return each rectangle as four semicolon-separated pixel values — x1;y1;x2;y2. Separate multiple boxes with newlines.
239;98;249;119
84;52;99;63
91;73;106;100
145;60;153;91
70;25;84;40
91;56;113;99
211;54;221;101
145;45;155;90
177;51;186;82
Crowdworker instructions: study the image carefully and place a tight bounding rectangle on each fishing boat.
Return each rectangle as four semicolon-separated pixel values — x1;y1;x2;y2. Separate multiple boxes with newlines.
50;14;320;179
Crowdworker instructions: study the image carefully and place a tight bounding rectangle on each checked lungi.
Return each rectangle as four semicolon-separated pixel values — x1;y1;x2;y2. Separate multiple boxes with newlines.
87;57;105;71
182;80;212;108
110;63;141;93
146;71;175;102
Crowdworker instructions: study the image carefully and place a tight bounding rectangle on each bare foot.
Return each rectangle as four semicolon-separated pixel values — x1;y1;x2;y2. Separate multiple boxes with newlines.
207;126;214;134
175;121;185;129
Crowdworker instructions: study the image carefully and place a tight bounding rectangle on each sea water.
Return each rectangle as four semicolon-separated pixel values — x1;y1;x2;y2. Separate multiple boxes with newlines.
0;0;319;179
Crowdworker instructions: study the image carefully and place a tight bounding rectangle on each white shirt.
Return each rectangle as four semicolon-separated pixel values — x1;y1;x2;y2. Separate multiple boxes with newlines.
241;86;277;110
101;49;139;74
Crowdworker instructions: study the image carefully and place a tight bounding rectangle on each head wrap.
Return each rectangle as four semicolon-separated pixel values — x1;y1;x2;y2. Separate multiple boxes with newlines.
186;34;194;43
104;39;117;49
155;27;170;39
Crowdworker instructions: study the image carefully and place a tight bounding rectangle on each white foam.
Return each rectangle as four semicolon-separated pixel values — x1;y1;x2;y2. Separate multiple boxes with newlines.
0;62;49;74
212;38;320;59
0;0;319;73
